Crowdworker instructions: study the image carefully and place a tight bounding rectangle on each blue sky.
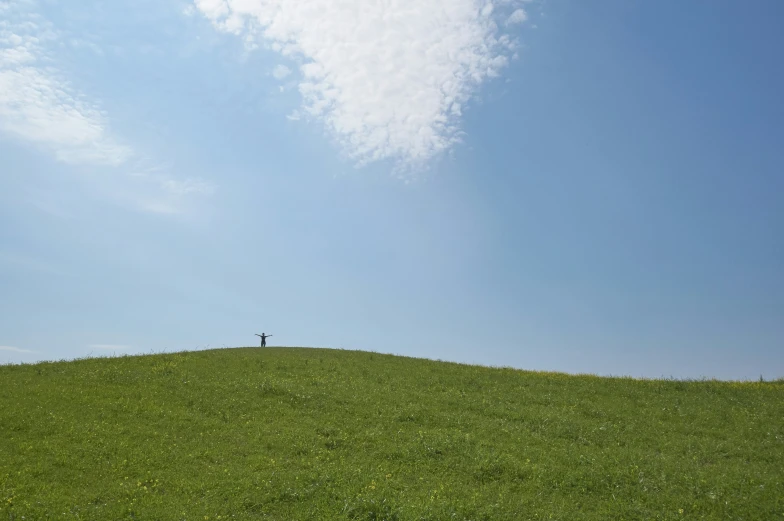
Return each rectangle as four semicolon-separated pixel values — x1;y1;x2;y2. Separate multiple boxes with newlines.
1;0;782;380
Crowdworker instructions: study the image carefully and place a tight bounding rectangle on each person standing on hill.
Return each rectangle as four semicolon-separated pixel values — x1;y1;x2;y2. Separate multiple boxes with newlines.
255;333;272;347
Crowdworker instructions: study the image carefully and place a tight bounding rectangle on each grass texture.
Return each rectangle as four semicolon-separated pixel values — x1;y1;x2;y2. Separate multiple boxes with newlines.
1;347;782;520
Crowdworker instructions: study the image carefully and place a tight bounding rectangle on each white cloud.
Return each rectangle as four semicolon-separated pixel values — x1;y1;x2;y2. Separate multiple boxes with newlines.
0;68;133;166
0;14;132;166
506;9;528;25
89;344;129;350
124;167;216;213
0;3;215;214
0;345;34;354
192;0;526;169
161;178;216;196
271;64;291;80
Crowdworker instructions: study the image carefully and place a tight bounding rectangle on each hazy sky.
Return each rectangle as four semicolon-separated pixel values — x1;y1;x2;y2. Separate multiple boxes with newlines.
1;0;782;380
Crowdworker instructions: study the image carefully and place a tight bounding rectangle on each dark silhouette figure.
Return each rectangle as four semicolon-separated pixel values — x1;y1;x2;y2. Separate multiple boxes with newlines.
255;333;272;347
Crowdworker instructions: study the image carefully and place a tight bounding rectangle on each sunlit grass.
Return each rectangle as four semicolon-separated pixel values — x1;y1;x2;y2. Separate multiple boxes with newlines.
1;347;782;520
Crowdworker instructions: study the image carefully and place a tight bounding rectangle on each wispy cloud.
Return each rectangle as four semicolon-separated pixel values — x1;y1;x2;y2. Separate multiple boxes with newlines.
271;64;291;80
192;0;532;169
0;8;132;166
0;345;35;354
125;165;217;214
88;344;129;351
0;1;214;214
506;9;528;25
160;178;216;196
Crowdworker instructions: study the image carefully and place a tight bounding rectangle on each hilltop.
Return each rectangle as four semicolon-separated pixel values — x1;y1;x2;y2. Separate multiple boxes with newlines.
1;347;782;520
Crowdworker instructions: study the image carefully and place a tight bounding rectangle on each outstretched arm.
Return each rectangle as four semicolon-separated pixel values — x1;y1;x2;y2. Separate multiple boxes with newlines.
267;335;273;337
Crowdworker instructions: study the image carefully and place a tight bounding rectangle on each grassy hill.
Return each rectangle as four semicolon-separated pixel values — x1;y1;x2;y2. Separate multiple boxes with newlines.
1;348;782;520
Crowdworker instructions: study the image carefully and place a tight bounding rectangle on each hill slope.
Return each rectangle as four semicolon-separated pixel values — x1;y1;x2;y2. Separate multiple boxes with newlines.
1;348;782;520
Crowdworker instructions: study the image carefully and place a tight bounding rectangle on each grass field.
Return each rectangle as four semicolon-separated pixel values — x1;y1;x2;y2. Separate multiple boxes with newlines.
1;347;782;520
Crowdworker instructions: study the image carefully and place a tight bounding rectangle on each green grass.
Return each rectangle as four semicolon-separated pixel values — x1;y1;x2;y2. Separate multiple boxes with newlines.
1;348;782;520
